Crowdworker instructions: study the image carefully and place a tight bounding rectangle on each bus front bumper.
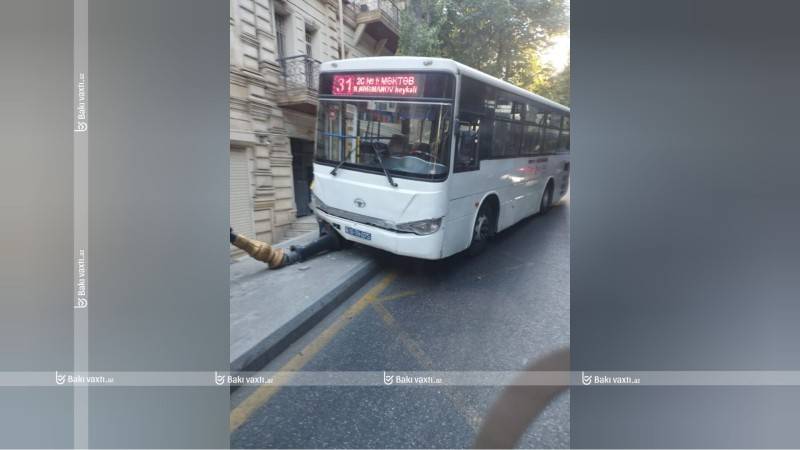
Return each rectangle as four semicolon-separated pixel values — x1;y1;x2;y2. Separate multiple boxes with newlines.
315;208;445;260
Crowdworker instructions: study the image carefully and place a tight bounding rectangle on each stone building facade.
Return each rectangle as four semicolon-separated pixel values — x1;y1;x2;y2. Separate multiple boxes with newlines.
229;0;401;248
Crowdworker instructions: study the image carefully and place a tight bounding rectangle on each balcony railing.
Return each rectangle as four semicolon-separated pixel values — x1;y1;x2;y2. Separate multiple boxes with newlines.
279;54;320;92
277;55;321;113
353;0;400;31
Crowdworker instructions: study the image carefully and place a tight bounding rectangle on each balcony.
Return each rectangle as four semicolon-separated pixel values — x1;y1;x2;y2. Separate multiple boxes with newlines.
342;1;357;28
276;55;320;115
352;0;400;54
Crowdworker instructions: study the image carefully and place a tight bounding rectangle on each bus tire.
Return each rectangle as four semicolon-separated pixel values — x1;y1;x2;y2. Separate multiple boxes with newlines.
468;202;495;256
539;181;554;214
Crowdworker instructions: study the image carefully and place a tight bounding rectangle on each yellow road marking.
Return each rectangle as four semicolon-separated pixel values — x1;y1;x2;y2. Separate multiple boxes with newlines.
229;271;398;432
374;290;416;303
372;302;483;432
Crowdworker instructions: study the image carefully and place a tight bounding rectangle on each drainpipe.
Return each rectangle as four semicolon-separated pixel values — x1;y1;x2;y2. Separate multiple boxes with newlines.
338;0;346;59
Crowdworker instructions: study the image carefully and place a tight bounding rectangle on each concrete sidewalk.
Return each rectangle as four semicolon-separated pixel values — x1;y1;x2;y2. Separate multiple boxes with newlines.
230;230;380;373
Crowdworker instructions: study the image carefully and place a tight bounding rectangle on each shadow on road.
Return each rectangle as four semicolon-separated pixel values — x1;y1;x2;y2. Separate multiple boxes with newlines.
364;202;569;278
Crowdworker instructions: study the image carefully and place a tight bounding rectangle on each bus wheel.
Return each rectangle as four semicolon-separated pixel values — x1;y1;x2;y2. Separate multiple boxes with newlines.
468;203;494;256
540;183;554;214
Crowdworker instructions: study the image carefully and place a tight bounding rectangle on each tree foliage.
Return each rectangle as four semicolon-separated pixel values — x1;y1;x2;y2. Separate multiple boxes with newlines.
398;0;569;104
398;0;444;57
537;62;569;105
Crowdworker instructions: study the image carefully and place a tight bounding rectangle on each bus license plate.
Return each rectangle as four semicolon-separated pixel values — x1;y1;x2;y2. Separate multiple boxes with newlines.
345;226;371;241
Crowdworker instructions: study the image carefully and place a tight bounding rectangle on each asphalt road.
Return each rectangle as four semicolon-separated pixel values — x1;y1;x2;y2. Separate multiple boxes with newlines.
231;198;570;448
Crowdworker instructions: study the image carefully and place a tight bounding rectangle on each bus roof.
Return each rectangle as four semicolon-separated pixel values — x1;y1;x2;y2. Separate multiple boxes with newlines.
319;56;569;113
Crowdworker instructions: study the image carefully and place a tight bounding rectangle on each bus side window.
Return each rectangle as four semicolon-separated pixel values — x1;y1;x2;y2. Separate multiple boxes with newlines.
523;124;541;155
455;113;481;172
459;76;494;161
479;118;494;160
543;128;559;153
509;122;524;156
492;120;511;158
544;112;562;153
560;116;570;151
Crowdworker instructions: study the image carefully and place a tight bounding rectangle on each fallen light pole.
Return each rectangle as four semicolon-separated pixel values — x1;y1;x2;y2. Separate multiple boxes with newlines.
230;223;346;269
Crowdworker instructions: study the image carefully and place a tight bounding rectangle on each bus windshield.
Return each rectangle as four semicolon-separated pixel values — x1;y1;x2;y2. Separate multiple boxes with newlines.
316;99;452;180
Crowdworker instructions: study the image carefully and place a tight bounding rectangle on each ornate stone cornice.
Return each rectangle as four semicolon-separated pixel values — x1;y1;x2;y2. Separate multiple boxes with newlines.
248;101;272;118
231;65;267;84
230;97;250;112
240;32;259;48
230;129;259;145
271;154;293;166
269;125;288;134
254;200;276;211
230;70;249;87
256;28;275;40
259;60;281;73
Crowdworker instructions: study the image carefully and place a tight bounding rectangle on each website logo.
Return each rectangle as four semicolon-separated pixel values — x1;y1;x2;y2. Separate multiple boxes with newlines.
214;371;226;386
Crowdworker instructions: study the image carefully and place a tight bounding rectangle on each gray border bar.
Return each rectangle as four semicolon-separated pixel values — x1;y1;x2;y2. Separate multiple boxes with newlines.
73;0;88;447
5;370;800;387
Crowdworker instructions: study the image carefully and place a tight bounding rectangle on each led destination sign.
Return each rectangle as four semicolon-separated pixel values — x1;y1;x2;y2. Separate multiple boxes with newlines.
332;74;420;97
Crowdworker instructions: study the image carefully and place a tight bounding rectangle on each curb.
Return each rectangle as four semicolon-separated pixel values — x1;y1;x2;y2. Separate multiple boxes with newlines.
230;255;380;379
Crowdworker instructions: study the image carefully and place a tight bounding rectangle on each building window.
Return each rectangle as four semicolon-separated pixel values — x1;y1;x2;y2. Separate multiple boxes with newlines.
275;13;287;60
305;28;315;58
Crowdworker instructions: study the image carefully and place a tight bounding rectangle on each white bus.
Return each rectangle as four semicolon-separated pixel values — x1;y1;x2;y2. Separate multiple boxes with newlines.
311;57;570;260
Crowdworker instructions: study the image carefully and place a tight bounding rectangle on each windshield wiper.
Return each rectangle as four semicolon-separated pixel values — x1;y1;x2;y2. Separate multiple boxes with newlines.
330;138;398;187
364;142;398;187
330;146;354;176
330;134;361;176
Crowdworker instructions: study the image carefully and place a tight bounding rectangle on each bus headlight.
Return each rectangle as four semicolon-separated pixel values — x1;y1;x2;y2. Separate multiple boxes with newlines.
395;218;442;235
